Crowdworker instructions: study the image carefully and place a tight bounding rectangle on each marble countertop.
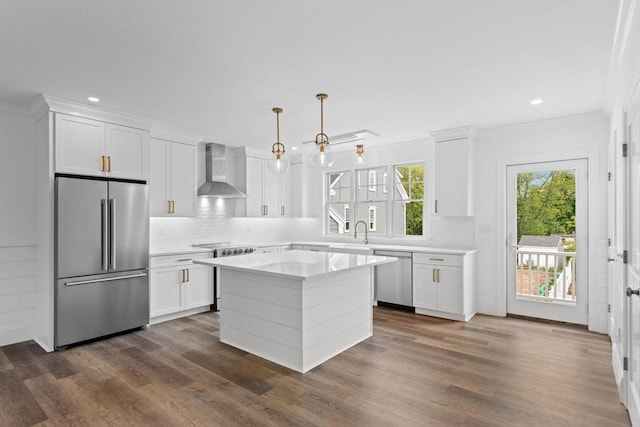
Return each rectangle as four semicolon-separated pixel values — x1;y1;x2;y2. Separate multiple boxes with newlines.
266;241;476;255
192;249;397;280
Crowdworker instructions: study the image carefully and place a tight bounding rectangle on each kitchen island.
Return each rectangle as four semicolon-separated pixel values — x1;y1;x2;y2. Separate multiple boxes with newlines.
194;250;396;373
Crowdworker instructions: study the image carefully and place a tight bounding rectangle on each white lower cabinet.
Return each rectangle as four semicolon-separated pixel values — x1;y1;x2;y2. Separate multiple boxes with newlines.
412;252;475;321
150;252;213;323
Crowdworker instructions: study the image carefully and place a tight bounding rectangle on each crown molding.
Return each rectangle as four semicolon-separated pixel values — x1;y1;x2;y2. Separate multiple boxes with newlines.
149;129;203;146
429;125;477;143
478;111;606;136
29;94;155;130
0;102;30;115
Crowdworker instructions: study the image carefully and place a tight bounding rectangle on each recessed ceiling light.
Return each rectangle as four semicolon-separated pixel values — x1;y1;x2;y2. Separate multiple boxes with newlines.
291;146;298;151
530;99;543;105
87;96;100;103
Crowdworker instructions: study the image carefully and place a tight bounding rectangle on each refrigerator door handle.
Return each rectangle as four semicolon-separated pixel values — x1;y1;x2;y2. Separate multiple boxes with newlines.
64;273;148;287
101;199;108;271
109;198;116;270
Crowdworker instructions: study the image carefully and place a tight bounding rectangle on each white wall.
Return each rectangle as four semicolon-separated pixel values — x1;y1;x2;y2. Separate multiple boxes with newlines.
473;112;610;332
0;106;37;345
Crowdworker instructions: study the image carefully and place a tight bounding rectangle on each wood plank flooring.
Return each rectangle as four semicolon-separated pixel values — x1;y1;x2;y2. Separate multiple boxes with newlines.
0;307;630;426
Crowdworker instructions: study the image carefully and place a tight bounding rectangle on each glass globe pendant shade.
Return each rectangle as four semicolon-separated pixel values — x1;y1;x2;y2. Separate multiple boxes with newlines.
267;152;291;174
310;142;335;167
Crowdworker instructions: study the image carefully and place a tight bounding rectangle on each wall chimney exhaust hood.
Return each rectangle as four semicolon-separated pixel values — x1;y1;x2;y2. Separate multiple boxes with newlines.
197;143;247;198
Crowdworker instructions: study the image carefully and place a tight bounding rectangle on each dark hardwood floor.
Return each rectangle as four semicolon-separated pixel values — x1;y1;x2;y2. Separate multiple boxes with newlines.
0;307;631;426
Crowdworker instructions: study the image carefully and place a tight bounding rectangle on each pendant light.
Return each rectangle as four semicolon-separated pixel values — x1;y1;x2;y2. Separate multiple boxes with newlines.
267;107;291;174
355;144;365;164
310;93;336;167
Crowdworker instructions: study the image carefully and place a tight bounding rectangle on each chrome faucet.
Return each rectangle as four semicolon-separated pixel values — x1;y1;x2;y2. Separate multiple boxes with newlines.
354;220;368;244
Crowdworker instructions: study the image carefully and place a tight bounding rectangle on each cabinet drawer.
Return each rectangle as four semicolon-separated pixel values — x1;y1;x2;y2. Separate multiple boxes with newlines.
150;252;213;268
413;253;462;267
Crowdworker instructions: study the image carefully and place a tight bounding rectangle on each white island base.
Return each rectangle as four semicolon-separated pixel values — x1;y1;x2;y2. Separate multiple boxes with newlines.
195;250;395;373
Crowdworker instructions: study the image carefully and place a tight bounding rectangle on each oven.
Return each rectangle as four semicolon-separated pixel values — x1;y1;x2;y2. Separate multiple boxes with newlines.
193;243;256;311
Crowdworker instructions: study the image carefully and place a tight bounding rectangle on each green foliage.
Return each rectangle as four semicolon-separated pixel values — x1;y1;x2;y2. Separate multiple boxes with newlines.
396;164;425;235
516;170;576;241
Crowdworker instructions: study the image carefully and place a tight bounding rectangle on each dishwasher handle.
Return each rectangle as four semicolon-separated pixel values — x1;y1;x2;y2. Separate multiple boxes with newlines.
374;250;412;259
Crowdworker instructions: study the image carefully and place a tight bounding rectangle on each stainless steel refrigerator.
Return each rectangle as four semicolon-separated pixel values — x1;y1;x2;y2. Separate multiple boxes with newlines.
55;176;149;349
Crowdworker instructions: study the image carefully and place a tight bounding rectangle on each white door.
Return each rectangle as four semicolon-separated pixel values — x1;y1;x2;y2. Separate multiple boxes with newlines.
506;159;588;324
625;79;640;426
149;138;171;216
55;114;105;177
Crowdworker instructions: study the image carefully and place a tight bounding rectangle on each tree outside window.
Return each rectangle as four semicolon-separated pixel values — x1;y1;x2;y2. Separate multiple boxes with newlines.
393;163;424;236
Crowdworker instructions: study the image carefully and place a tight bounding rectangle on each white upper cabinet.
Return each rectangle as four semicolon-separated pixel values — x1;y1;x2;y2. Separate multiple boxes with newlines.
55;113;149;180
431;126;475;216
238;150;301;218
149;138;197;217
105;123;148;180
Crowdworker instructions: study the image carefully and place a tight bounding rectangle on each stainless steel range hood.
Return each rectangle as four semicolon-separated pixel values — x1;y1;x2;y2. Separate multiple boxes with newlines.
197;143;247;198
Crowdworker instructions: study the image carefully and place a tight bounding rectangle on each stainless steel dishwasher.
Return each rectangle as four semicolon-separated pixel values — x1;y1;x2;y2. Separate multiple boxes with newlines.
374;250;413;307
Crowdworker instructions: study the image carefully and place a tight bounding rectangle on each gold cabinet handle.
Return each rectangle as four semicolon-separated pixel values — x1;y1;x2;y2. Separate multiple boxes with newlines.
186;268;189;282
180;269;185;283
432;268;436;283
177;258;192;262
429;258;444;262
436;269;440;283
434;200;438;214
168;200;172;214
100;155;105;172
107;156;111;172
171;201;175;214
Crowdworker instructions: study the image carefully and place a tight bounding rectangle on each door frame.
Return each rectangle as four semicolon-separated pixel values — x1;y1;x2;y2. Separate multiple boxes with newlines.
496;148;601;331
505;159;588;324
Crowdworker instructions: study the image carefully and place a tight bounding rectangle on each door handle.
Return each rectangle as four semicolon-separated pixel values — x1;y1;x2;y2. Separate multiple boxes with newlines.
101;155;106;172
186;268;190;282
432;268;436;282
168;200;172;214
101;199;108;271
65;273;147;286
626;287;640;297
107;156;112;172
109;199;116;270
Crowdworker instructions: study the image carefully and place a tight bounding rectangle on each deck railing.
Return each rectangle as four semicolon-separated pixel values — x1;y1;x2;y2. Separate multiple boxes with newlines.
516;249;576;304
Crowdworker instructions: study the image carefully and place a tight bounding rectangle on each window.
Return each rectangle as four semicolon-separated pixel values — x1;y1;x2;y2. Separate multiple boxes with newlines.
327;171;351;235
326;163;425;237
393;163;424;236
356;167;387;236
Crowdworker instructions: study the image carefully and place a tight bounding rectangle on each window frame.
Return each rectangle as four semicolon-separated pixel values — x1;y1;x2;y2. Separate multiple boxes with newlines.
324;160;427;239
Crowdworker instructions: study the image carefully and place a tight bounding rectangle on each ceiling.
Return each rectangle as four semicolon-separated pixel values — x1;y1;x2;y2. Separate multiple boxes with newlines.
0;0;619;152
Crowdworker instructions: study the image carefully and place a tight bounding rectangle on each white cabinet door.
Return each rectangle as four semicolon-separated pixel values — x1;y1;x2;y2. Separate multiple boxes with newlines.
105;124;149;180
150;267;183;317
434;139;472;216
183;265;213;309
412;263;438;310
280;163;302;218
170;142;197;217
435;266;463;314
245;156;265;217
263;166;279;217
149;139;196;217
149;139;171;216
55;114;105;177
